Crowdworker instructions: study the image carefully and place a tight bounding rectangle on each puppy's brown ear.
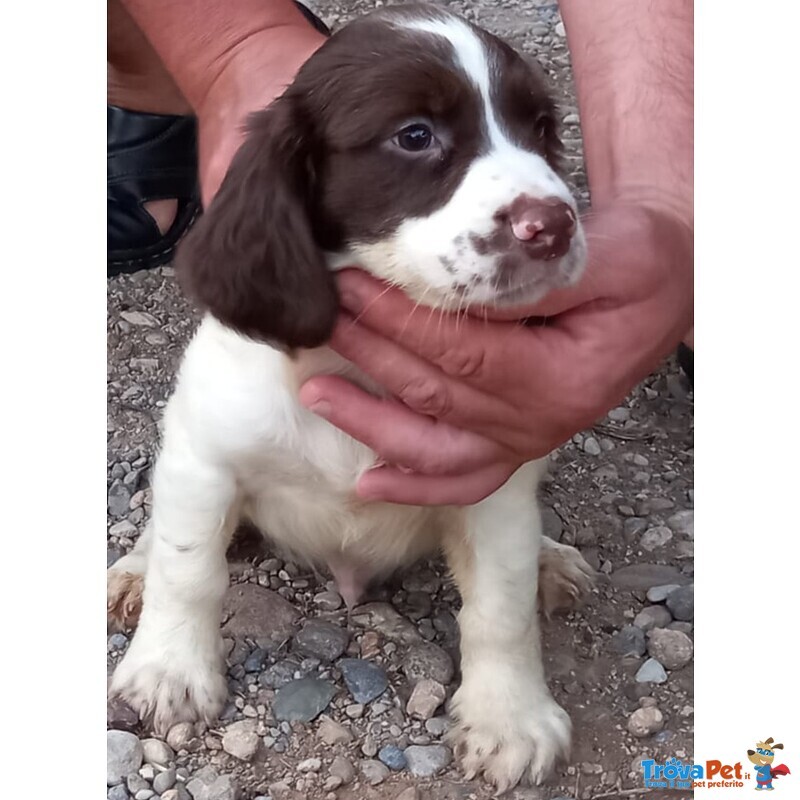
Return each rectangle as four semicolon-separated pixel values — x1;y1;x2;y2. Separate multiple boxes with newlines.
176;100;337;348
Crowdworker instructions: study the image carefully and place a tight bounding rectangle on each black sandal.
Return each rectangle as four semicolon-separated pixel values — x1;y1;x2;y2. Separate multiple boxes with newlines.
106;3;329;277
107;106;201;276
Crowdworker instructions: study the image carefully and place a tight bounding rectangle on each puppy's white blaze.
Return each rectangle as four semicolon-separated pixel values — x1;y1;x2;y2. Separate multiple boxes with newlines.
402;15;508;151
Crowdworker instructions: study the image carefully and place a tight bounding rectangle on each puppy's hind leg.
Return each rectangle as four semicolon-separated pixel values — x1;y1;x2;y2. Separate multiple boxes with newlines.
108;524;153;631
111;422;238;733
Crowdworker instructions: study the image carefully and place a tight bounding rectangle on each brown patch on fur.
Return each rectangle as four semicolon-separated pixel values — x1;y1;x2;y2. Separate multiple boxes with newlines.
108;570;144;631
537;541;595;618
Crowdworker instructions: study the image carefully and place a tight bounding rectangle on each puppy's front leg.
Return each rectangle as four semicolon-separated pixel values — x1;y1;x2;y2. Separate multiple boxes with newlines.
445;461;570;792
111;426;236;733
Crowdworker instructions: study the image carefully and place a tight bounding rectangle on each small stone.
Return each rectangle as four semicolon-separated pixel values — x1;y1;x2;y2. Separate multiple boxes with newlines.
350;602;422;644
165;722;195;751
361;734;379;757
541;507;563;541
110;520;138;538
221;584;300;648
627;707;664;737
120;310;158;327
345;703;364;718
108;786;130;800
153;769;177;794
272;677;336;722
395;790;419;800
323;776;343;791
666;585;694;621
317;715;353;745
583;436;601;456
379;744;408;771
640;526;673;551
107;731;143;786
646;584;681;603
359;630;382;659
406;679;446;720
298;757;322;772
329;756;355;785
611;565;690;590
610;625;646;657
339;658;389;703
243;647;268;673
205;775;241;800
402;642;455;685
141;738;174;766
134;791;154;800
647;628;693;669
313;590;343;611
108;481;133;517
555;20;566;36
139;765;156;781
425;717;451;737
127;775;149;795
666;510;694;538
259;659;297;690
294;619;349;662
635;658;668;684
608;406;630;422
107;547;124;568
107;695;140;735
634;605;673;632
360;759;390;785
404;744;452;777
222;720;259;761
669;621;693;635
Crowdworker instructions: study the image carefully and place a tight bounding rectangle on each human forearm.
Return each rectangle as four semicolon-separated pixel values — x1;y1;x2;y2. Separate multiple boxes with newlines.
559;0;693;221
119;0;325;114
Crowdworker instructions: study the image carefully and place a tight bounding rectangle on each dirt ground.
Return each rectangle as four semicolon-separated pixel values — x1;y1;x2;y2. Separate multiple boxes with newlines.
107;2;694;799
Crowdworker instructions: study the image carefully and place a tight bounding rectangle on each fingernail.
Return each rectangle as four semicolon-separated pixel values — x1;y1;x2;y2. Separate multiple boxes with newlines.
305;399;332;418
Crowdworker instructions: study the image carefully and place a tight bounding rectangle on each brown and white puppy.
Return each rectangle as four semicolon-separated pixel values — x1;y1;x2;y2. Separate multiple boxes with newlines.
108;5;593;792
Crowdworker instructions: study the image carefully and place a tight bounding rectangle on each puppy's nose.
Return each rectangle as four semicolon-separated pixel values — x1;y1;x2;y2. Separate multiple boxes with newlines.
508;195;576;260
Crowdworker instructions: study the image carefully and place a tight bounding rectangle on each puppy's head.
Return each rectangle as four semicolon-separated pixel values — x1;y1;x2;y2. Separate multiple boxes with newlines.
177;4;586;348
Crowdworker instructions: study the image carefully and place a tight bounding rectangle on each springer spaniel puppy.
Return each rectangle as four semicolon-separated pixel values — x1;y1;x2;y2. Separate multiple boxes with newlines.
108;4;594;791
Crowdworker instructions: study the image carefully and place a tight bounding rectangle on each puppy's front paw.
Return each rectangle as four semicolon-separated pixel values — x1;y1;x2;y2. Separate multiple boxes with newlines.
538;540;594;617
449;668;570;792
111;636;227;734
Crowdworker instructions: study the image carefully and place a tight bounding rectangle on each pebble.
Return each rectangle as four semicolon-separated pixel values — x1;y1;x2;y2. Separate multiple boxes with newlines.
272;678;336;722
404;744;452;777
221;584;300;648
329;756;356;784
611;565;690;590
153;768;176;794
406;678;447;719
669;621;693;635
647;584;681;603
425;717;451;737
108;481;133;517
141;738;174;765
108;632;128;650
623;518;649;541
667;510;694;538
317;715;353;745
555;20;566;36
640;526;673;551
204;775;240;800
583;436;601;456
107;786;130;800
610;625;646;657
610;407;631;422
222;720;259;760
362;734;379;757
109;520;138;537
666;585;694;621
395;789;419;800
647;628;693;669
165;722;195;751
243;647;268;673
294;619;349;662
345;703;365;718
313;590;343;611
350;602;422;645
339;658;389;703
107;730;143;786
107;547;124;568
127;775;149;795
360;630;382;659
635;658;668;684
634;605;673;631
298;757;322;772
120;310;158;327
360;759;390;785
402;642;455;685
627;706;665;737
379;744;408;770
134;791;154;800
259;659;298;690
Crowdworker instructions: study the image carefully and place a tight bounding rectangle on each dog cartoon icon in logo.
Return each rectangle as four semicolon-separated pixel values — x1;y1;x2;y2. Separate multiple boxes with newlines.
747;738;791;790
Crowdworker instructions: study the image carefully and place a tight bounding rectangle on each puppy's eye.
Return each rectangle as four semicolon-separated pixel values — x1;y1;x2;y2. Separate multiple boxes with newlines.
393;124;434;152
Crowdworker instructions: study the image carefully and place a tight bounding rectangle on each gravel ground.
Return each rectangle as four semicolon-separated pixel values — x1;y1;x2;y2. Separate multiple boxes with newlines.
107;2;694;799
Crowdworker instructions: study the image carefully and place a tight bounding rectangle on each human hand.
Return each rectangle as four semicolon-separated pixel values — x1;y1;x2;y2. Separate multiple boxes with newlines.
299;201;693;506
